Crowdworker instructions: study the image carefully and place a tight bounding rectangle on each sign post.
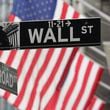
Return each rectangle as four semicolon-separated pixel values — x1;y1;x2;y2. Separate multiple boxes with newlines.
103;42;110;75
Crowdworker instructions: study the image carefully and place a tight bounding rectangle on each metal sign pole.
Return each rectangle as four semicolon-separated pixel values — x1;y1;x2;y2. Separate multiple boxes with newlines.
103;42;110;75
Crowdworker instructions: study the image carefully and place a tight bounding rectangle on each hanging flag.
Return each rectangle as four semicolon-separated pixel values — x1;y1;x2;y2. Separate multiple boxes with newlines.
0;0;104;110
41;51;104;110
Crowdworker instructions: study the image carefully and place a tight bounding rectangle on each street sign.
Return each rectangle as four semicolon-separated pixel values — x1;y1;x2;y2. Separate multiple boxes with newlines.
0;62;17;95
0;18;101;50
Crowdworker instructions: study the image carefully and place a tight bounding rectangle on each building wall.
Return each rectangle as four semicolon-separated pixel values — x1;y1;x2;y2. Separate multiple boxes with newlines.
0;0;13;22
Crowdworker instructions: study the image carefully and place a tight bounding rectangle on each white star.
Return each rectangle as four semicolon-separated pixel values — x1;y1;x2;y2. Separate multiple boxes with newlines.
46;15;49;18
50;0;53;3
29;14;32;17
31;6;34;9
27;14;30;18
41;2;44;6
27;8;30;11
34;12;37;16
41;16;44;20
36;4;39;8
43;8;47;12
38;10;42;14
17;4;20;8
19;10;22;14
24;8;28;12
48;7;51;11
22;16;25;19
46;1;48;4
29;0;32;3
22;2;25;6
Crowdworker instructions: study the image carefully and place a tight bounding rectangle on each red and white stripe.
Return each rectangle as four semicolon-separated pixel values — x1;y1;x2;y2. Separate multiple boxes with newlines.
0;0;104;110
87;96;105;110
43;51;104;110
53;0;85;20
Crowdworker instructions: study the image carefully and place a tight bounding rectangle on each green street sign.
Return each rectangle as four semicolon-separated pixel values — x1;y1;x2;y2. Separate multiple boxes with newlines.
0;62;17;95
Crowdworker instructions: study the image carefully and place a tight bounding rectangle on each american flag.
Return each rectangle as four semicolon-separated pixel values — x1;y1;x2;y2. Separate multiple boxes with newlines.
0;0;105;110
